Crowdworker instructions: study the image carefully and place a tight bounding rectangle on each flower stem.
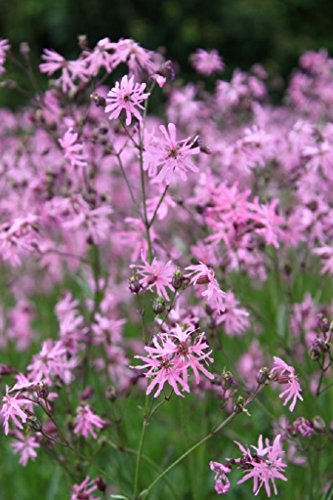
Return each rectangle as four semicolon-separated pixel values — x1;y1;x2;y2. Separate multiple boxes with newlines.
133;395;149;498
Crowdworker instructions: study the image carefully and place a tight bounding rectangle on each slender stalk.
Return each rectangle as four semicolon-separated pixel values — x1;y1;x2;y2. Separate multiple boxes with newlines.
138;122;153;263
148;185;169;229
133;395;149;498
139;387;261;498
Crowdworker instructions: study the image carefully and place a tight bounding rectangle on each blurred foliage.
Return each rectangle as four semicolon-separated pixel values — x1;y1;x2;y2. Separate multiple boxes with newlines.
1;0;333;80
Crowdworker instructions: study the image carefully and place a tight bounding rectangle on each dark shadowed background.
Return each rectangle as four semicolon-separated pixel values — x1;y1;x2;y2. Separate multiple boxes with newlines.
1;0;333;80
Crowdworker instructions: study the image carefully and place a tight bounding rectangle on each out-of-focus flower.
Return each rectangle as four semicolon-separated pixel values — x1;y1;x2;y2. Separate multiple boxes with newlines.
191;49;224;76
73;405;106;439
271;357;303;412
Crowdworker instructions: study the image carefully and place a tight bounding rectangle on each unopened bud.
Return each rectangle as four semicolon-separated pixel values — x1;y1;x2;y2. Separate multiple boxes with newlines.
308;346;321;361
90;93;106;107
106;387;117;402
129;275;141;294
80;385;94;400
172;270;183;290
221;371;236;390
152;297;165;315
233;396;247;415
78;34;89;50
96;477;107;492
256;367;270;385
313;415;326;432
19;42;30;58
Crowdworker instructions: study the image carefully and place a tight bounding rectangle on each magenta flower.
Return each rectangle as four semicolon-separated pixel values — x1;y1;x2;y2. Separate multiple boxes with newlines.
237;435;287;497
0;39;10;75
144;123;200;183
134;325;214;397
59;128;88;171
39;49;88;93
185;262;226;312
11;432;40;466
71;476;98;500
134;256;175;300
209;461;231;494
271;357;303;412
84;37;114;76
216;290;250;335
0;386;32;435
191;49;224;76
105;74;150;126
73;405;106;439
27;340;77;385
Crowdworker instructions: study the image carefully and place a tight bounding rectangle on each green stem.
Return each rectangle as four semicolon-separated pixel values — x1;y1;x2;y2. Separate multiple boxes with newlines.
140;387;261;498
148;185;169;229
133;395;149;498
138;122;153;263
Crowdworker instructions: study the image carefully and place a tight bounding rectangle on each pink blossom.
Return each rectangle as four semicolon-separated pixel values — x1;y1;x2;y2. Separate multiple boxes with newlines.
237;435;287;497
0;39;10;74
191;49;224;76
185;262;226;312
71;476;98;500
11;431;40;466
144;123;200;183
84;37;114;75
216;291;249;335
105;75;150;126
134;326;214;397
27;340;77;385
134;256;175;300
0;386;32;435
313;246;333;275
59;128;88;171
39;49;88;93
209;461;231;494
74;405;106;439
271;357;303;412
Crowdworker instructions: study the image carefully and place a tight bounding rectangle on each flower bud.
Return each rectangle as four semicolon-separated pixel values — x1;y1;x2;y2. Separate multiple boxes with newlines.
90;93;106;107
256;367;270;385
172;270;183;290
96;477;107;492
80;385;94;400
152;297;166;315
313;415;326;432
129;274;141;294
221;371;236;390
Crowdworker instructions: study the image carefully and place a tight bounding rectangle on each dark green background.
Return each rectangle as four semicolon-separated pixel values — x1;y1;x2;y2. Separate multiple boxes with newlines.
1;0;333;80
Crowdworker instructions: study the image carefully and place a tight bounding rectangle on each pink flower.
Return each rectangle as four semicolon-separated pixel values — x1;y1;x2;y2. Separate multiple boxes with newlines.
144;123;200;183
313;246;333;275
27;340;77;385
0;386;32;435
39;49;88;93
134;256;175;300
105;75;150;126
71;476;98;500
209;461;231;494
73;405;106;439
59;128;88;171
134;325;214;397
185;262;226;312
191;49;224;76
216;291;249;335
11;431;40;466
108;38;161;79
84;37;114;75
0;39;10;75
237;435;287;497
271;357;303;412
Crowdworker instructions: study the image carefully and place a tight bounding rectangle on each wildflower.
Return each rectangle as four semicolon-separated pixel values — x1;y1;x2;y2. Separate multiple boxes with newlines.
108;38;161;79
191;49;224;76
133;325;214;397
271;357;303;412
27;340;77;385
216;291;249;335
105;75;150;126
144;123;200;183
134;255;175;300
0;386;31;435
84;37;114;75
73;405;106;439
59;128;88;171
71;476;98;500
0;39;10;75
185;262;226;312
237;434;287;497
39;49;88;93
313;246;333;276
11;431;40;466
209;461;231;494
